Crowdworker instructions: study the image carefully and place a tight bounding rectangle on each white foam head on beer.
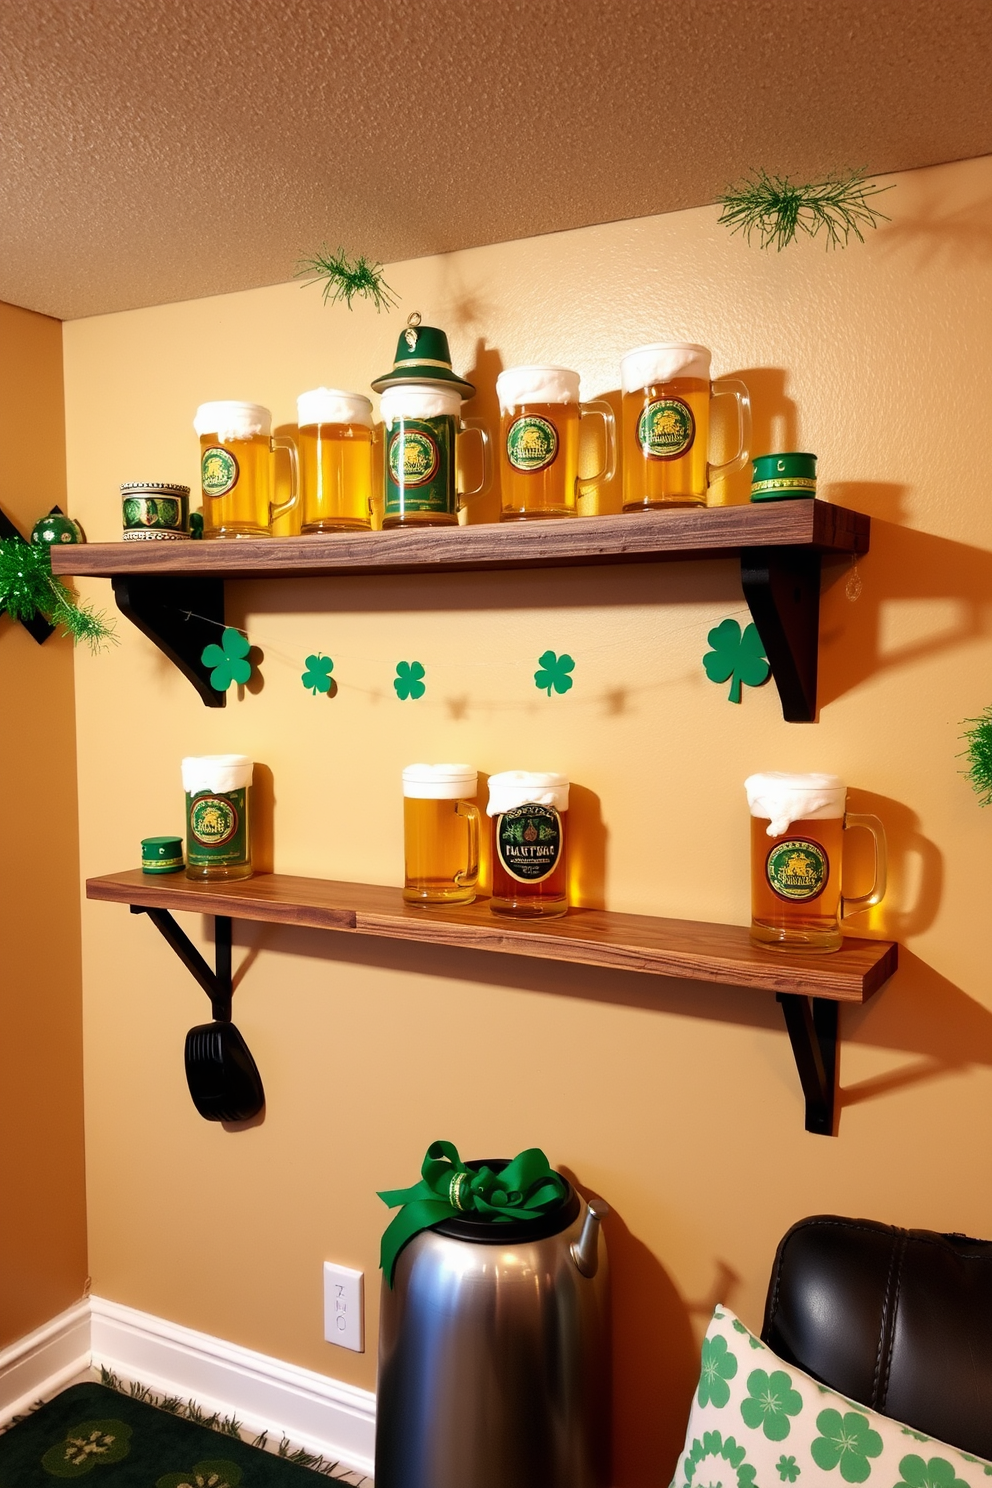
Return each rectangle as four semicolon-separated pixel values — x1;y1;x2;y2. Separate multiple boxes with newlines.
745;771;846;838
379;383;463;427
297;388;373;429
402;763;478;800
496;366;581;411
193;401;271;441
182;754;254;795
620;343;711;394
487;770;570;815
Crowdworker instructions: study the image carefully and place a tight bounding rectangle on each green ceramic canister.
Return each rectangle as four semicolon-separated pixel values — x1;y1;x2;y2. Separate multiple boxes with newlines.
141;836;184;874
181;754;253;881
750;453;817;502
381;385;460;526
121;481;191;539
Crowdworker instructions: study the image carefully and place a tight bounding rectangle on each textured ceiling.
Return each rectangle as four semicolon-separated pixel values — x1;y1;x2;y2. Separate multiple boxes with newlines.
2;0;991;321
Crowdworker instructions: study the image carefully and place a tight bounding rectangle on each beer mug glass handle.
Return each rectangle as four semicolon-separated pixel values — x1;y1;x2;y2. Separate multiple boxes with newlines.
454;800;481;888
841;813;888;917
707;379;752;484
456;419;492;507
270;433;300;524
577;401;617;495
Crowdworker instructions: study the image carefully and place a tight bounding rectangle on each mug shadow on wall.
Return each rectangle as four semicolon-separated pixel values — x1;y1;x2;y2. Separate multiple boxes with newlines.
715;367;798;508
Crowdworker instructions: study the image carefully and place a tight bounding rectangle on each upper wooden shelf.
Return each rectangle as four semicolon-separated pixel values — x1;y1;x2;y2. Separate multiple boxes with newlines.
53;502;867;580
89;868;896;1003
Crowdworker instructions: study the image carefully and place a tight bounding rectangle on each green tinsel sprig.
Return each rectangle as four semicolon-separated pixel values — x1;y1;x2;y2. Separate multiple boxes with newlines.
717;168;891;251
0;538;116;650
961;707;992;806
296;244;398;312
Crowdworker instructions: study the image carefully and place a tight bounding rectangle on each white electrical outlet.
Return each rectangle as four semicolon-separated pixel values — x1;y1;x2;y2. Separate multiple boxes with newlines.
323;1261;364;1352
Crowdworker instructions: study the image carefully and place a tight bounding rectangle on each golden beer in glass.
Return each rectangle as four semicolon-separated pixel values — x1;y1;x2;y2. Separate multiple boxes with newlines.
403;764;480;906
745;772;887;952
195;401;298;538
297;388;374;533
487;771;569;918
497;367;615;520
620;344;751;510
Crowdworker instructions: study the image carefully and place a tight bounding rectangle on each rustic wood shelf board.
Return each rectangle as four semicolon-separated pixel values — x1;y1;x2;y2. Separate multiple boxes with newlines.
89;869;897;1002
52;503;868;580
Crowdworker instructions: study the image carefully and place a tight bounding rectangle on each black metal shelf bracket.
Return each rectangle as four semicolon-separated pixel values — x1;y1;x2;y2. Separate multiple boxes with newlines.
113;574;226;708
741;545;822;723
777;993;838;1136
130;904;232;1020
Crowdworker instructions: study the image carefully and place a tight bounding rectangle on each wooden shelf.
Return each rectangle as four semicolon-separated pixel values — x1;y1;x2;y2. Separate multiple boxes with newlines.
52;503;870;722
89;868;896;1003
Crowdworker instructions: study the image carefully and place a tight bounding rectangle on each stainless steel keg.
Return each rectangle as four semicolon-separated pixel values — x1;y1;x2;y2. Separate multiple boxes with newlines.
375;1171;610;1488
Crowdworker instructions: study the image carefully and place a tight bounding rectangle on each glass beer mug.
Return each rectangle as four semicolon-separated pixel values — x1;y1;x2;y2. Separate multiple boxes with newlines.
745;772;887;952
620;344;751;510
496;366;616;520
487;771;569;918
194;401;299;538
403;764;481;905
381;386;490;529
297;388;374;533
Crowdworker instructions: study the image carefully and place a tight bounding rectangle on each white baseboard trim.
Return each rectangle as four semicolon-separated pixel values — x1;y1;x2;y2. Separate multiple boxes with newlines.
0;1299;92;1428
90;1296;375;1477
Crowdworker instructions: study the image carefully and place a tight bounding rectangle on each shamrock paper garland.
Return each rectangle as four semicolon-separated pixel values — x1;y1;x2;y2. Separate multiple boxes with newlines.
534;651;575;696
302;654;335;695
394;661;426;700
201;627;253;691
703;619;770;703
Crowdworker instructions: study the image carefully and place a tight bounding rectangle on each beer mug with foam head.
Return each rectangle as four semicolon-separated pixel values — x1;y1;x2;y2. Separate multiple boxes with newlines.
297;388;374;533
745;772;887;952
381;386;490;528
496;366;616;520
403;764;481;905
620;344;751;510
195;402;299;538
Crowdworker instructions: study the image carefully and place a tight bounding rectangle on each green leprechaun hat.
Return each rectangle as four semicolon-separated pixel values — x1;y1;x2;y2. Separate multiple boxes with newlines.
371;312;475;398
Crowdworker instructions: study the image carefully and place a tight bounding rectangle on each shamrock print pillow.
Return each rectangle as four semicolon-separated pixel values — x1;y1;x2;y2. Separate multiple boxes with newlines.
672;1307;992;1488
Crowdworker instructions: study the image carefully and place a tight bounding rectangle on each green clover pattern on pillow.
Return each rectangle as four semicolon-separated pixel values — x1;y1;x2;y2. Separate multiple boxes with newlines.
672;1308;992;1488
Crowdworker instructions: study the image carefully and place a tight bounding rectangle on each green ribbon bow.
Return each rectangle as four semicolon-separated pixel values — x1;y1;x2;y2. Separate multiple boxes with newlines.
377;1140;568;1287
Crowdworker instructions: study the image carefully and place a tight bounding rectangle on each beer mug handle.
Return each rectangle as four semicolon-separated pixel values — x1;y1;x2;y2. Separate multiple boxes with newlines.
456;419;492;506
270;433;300;524
707;379;752;485
577;401;617;494
840;813;888;918
454;800;481;888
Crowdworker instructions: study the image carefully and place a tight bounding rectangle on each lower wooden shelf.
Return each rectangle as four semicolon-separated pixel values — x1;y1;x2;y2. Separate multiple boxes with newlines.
88;868;897;1002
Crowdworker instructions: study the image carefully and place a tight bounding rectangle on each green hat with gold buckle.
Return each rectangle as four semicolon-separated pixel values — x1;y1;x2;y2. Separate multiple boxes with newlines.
371;312;475;399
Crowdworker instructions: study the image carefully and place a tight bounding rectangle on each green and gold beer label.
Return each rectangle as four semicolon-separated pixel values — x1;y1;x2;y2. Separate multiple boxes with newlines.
506;415;559;473
201;446;239;497
766;838;829;902
388;427;439;487
123;495;182;530
186;788;249;868
497;804;562;883
638;398;695;460
384;416;456;517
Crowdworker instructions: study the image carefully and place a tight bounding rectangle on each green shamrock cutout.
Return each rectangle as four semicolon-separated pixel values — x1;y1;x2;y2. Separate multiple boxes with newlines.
895;1458;970;1488
703;618;770;703
534;650;575;696
302;653;334;694
683;1428;757;1488
156;1460;242;1488
697;1333;738;1409
777;1457;801;1482
810;1408;883;1483
394;660;426;700
201;627;252;692
41;1419;132;1477
740;1367;803;1441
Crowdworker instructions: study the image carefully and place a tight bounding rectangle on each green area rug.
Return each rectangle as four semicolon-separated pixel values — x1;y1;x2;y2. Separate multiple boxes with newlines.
0;1384;345;1486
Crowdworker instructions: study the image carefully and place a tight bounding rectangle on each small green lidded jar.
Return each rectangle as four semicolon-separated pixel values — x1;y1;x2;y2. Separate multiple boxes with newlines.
141;836;184;874
182;754;253;881
750;452;817;502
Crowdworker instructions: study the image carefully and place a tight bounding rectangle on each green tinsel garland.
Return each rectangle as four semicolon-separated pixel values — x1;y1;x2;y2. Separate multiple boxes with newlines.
962;708;992;807
0;538;116;650
297;244;398;311
717;167;891;251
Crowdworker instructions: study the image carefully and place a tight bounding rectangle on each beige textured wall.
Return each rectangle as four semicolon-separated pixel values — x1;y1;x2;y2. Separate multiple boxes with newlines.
63;154;992;1483
0;302;88;1345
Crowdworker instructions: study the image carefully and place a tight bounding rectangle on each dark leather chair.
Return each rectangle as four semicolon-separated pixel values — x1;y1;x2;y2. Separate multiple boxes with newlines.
762;1215;992;1461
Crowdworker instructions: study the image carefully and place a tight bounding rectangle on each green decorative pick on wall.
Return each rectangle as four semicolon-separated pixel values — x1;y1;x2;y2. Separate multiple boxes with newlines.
534;650;575;696
0;533;115;649
394;660;426;700
296;245;398;311
961;706;992;805
717;167;891;251
301;653;334;695
201;627;252;692
703;619;770;703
